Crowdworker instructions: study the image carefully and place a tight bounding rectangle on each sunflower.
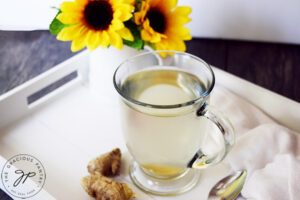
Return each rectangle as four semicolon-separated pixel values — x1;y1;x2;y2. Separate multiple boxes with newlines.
134;0;192;53
56;0;135;51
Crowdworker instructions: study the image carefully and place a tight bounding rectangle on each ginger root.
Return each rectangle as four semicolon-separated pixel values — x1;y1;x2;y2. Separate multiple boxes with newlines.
88;148;121;176
81;173;135;200
83;148;135;200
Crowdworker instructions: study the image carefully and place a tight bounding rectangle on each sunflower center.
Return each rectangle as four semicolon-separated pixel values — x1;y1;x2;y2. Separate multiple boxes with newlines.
146;10;166;33
84;0;113;30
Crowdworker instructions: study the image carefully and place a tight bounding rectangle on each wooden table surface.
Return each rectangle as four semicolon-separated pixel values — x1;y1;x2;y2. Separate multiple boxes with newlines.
0;30;299;199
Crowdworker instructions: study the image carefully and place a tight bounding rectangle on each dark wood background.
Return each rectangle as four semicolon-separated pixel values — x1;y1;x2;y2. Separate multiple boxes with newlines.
186;39;300;102
0;30;299;199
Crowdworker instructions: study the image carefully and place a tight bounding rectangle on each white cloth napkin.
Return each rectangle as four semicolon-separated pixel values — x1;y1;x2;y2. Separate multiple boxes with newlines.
211;86;300;200
117;85;300;200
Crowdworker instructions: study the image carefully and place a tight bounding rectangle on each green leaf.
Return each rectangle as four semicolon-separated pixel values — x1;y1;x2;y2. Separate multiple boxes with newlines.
123;21;144;50
49;9;68;35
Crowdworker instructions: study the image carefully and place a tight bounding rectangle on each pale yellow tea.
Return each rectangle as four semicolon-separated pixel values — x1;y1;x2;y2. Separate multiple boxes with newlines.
120;68;209;177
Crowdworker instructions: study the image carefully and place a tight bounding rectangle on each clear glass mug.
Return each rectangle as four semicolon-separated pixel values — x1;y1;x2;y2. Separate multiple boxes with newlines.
113;50;234;195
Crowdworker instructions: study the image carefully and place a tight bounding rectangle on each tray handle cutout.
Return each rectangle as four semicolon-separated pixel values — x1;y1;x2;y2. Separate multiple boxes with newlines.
27;71;78;105
0;50;89;129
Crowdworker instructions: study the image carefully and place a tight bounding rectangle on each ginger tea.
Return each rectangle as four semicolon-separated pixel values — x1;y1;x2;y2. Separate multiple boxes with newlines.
120;68;209;177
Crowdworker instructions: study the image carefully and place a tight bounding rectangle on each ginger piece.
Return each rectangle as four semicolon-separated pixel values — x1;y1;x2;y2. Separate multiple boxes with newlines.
88;148;121;176
81;173;135;200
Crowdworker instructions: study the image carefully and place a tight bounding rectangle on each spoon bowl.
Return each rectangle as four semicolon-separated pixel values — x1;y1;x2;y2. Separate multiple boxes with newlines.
208;170;247;200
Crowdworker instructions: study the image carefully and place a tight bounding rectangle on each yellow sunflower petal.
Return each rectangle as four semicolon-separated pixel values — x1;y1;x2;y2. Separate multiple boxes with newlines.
71;38;85;52
167;16;191;27
143;18;151;29
134;12;145;25
173;40;186;52
94;31;103;48
111;19;124;30
118;27;133;41
155;41;170;57
109;31;123;49
60;1;82;13
113;9;132;21
172;6;192;16
167;7;192;27
134;1;150;25
141;29;162;43
177;27;192;40
120;0;135;5
86;30;100;51
57;24;84;41
75;0;89;7
60;2;74;12
151;34;164;43
114;4;134;14
57;13;82;24
155;40;167;50
141;29;152;42
71;29;88;52
99;31;110;48
167;27;191;40
164;39;185;52
141;19;167;43
160;0;178;13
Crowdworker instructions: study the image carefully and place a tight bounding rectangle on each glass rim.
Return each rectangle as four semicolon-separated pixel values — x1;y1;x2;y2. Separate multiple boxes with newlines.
113;50;215;109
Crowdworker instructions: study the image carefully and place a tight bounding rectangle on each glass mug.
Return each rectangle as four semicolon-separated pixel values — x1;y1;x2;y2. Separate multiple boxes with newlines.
113;50;234;195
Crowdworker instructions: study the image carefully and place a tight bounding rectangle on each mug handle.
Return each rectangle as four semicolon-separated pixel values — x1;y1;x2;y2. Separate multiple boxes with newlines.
188;103;235;169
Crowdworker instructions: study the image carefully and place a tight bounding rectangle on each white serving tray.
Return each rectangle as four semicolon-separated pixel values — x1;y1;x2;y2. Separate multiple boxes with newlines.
0;50;299;200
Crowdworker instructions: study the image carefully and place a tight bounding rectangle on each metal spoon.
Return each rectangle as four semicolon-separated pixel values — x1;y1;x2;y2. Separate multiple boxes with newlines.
208;170;247;200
